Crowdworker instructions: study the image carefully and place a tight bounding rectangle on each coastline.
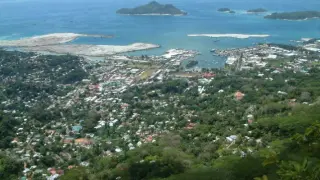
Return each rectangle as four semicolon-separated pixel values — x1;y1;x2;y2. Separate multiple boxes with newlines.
0;33;159;57
22;43;160;57
266;17;320;21
0;33;114;47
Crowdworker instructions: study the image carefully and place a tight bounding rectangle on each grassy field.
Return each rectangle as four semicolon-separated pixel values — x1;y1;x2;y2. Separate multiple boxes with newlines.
127;63;160;69
171;72;200;78
266;58;292;67
311;61;320;66
140;69;155;80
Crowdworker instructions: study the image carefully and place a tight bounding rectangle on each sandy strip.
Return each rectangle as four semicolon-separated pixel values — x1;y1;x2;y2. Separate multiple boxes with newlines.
301;38;313;42
304;47;320;52
188;34;270;39
0;33;113;47
23;43;160;57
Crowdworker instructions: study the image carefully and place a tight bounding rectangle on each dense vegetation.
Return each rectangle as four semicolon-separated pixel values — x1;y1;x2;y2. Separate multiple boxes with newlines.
265;11;320;20
0;153;22;180
117;1;187;15
0;112;18;148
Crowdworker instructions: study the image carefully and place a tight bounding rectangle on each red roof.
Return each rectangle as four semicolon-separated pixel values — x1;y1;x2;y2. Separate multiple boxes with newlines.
146;135;153;142
49;168;56;175
75;138;93;145
235;91;245;100
68;165;75;169
202;73;216;78
121;103;129;109
63;138;74;144
49;168;64;175
185;123;197;130
89;84;100;90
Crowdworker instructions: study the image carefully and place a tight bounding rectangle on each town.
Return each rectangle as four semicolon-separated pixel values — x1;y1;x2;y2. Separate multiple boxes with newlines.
213;39;320;72
0;38;320;180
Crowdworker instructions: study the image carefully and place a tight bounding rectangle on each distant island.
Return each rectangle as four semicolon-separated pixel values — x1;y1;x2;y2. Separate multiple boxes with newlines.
218;8;235;14
116;1;187;16
247;8;268;13
265;11;320;20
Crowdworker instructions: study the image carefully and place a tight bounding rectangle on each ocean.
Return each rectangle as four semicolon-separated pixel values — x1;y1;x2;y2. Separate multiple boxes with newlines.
0;0;319;68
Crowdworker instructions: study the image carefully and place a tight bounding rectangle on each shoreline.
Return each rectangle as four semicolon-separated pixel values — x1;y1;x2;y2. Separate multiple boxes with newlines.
264;15;320;21
22;43;161;57
266;18;319;21
0;33;159;57
272;17;320;21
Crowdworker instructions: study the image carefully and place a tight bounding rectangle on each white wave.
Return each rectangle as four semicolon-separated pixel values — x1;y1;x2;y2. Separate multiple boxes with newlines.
188;34;270;39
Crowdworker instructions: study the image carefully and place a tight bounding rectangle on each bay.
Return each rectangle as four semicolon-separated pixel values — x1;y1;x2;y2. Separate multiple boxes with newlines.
0;0;319;68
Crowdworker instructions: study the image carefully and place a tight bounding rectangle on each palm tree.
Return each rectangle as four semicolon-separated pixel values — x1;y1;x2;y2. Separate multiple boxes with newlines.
277;159;310;180
254;175;268;180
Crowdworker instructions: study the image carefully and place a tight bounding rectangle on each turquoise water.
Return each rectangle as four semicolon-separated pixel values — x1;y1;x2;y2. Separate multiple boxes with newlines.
0;0;320;67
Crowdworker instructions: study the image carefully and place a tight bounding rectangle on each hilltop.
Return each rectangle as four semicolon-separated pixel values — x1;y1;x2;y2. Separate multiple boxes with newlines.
116;1;187;15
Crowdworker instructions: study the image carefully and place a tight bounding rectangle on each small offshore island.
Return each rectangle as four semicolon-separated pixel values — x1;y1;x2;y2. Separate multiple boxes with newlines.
265;11;320;20
116;1;187;16
218;8;235;14
247;8;268;13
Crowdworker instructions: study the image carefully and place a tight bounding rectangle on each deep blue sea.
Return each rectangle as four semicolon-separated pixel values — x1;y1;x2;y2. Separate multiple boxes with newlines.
0;0;320;67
